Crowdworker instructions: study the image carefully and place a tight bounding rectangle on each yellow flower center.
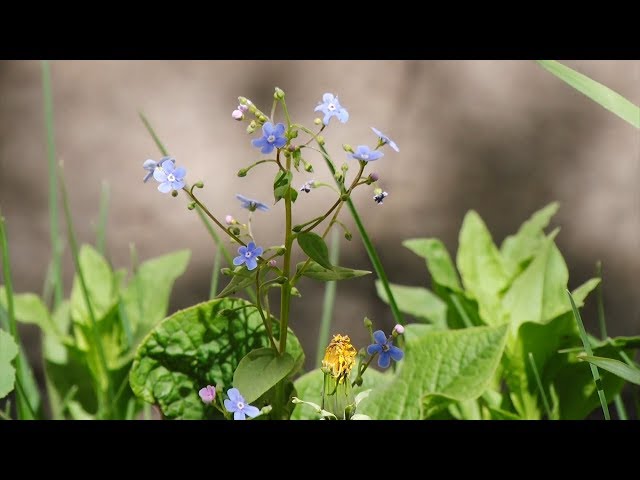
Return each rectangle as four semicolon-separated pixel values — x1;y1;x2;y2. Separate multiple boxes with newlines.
322;334;357;382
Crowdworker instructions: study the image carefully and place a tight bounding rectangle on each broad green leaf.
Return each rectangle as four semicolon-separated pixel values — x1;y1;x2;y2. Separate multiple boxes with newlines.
69;245;119;324
358;324;509;419
296;261;370;281
0;288;57;337
233;348;296;403
129;297;303;419
274;171;298;203
297;232;332;270
456;211;509;325
0;329;19;399
122;249;190;344
502;235;570;329
503;313;578;419
537;61;640;129
500;202;559;279
375;281;447;327
403;238;462;292
578;355;640;385
291;368;390;420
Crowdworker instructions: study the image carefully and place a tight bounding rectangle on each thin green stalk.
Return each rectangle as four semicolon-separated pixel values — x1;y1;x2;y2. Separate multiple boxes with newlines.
567;290;610;420
59;167;113;416
528;352;552;419
279;150;294;354
0;213;33;419
317;143;404;326
96;181;110;256
596;261;627;420
14;377;37;419
209;247;221;299
315;228;340;368
41;61;63;309
450;294;473;328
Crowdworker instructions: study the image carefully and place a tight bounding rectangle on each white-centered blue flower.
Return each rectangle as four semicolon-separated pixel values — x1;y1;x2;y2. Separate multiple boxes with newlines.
348;145;384;162
142;156;175;183
314;93;349;126
224;388;261;420
152;159;186;193
371;127;400;152
233;242;263;271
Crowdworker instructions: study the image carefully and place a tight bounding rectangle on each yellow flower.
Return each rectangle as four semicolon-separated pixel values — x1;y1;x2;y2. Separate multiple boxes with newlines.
322;334;357;383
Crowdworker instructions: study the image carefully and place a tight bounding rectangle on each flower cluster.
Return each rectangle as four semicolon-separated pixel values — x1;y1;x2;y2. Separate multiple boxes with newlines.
199;385;261;420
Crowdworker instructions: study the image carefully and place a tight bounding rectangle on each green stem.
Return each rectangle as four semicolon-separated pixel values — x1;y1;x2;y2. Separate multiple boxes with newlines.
315;228;340;368
96;181;110;256
41;60;63;310
0;213;32;419
255;265;278;352
209;248;221;299
279;149;293;355
316;143;404;326
596;261;607;339
528;352;553;419
59;167;113;416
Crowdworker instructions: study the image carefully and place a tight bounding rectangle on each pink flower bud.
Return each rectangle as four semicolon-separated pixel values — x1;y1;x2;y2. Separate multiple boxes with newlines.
369;172;379;182
238;104;249;113
225;215;235;225
232;109;244;120
268;259;277;267
198;385;216;404
393;324;405;335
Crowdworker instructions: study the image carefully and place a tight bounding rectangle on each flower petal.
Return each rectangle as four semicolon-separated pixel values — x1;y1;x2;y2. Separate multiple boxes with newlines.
153;168;168;182
224;399;236;412
314;104;325;113
322;93;335;103
233;255;245;266
173;166;186;180
159;156;175;166
143;159;157;170
261;143;275;154
262;122;275;136
163;161;176;174
322;113;332;125
388;140;400;152
371;127;383;138
368;151;384;161
247;242;256;251
253;246;263;257
158;182;172;193
172;180;185;190
373;330;387;345
246;257;258;271
143;171;153;183
337;108;349;123
273;136;287;148
389;345;404;362
377;351;391;368
256;203;270;212
274;123;286;137
227;388;241;403
367;343;383;356
252;137;268;148
234;410;246;420
236;194;250;203
243;405;261;418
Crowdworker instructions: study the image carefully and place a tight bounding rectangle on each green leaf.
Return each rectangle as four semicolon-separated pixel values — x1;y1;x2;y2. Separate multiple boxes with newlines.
375;281;447;327
291;368;390;420
403;238;462;292
0;288;57;337
502;234;574;329
537;60;640;129
69;245;120;324
0;329;19;399
358;324;509;419
500;202;559;279
456;211;509;325
274;171;298;203
578;355;640;386
233;348;296;403
129;297;303;419
122;249;190;344
571;278;601;307
296;261;370;281
297;232;332;270
216;267;256;298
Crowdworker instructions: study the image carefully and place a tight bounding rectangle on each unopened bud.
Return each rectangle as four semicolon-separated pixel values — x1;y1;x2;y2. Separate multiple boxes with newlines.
290;287;301;297
392;324;405;336
316;135;325;145
288;144;297;152
238;104;249;113
221;268;233;276
225;215;235;225
340;194;349;201
237;168;248;177
368;172;379;182
274;87;285;99
344;232;352;241
258;115;268;123
313;118;322;125
341;162;349;172
187;202;196;210
268;259;277;267
232;109;244;120
230;227;241;235
171;190;178;197
304;162;314;173
363;317;373;329
276;247;286;256
342;144;354;153
194;181;204;189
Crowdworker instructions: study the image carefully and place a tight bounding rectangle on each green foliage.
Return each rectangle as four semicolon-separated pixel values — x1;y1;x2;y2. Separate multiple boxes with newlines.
234;348;296;403
537;61;640;128
578;355;640;386
129;297;304;419
377;203;631;419
296;261;370;281
0;329;19;399
297;232;332;270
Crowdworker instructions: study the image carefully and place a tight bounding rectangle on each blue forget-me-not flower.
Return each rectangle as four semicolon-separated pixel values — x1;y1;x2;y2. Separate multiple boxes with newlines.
143;156;175;183
349;145;384;162
367;330;404;368
233;242;263;271
236;194;270;212
153;159;186;193
252;122;287;154
224;388;261;420
371;127;400;152
315;93;349;125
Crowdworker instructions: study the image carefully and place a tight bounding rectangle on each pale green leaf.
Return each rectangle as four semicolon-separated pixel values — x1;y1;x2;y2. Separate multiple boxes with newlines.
375;281;447;327
403;238;462;292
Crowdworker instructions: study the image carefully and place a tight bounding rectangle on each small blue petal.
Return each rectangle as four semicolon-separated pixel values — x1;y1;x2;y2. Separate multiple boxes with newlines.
274;136;287;148
163;161;176;175
373;330;387;346
337;108;349;123
255;203;270;212
252;137;268;148
246;257;258;271
388;140;400;152
233;255;245;266
261;143;275;154
322;93;335;103
143;171;153;183
236;194;250;203
378;351;391;368
322;113;332;126
262;122;275;136
253;246;263;257
238;246;248;255
243;405;261;418
158;182;172;193
173;166;186;180
367;343;383;356
173;180;185;190
234;410;247;420
273;123;286;137
389;345;404;362
247;242;256;251
227;388;242;403
143;159;157;171
224;399;236;413
153;168;168;183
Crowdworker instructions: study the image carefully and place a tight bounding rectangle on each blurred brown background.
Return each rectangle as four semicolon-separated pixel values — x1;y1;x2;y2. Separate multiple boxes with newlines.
0;60;638;372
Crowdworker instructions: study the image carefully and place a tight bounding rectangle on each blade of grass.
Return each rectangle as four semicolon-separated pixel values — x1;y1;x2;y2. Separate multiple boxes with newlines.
209;247;222;299
567;289;610;419
318;143;404;326
96;181;110;256
58;165;113;417
315;228;340;368
528;352;553;419
41;61;64;309
0;213;35;419
138;111;257;303
537;60;640;128
595;261;627;420
578;355;640;385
